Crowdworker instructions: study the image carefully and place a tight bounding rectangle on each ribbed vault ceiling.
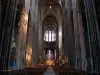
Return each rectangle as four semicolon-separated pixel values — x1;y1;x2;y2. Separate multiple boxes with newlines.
39;0;61;30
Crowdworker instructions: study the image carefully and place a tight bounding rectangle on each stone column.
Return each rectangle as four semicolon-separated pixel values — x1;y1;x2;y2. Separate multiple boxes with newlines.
83;0;100;72
16;9;28;69
77;0;87;70
25;10;33;66
0;0;2;59
71;0;87;70
31;0;40;65
0;0;18;70
72;0;81;69
0;0;1;27
64;0;75;67
30;7;37;65
39;21;44;60
58;18;62;56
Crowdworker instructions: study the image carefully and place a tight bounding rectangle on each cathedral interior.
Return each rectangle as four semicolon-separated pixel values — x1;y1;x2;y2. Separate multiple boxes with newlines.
0;0;100;75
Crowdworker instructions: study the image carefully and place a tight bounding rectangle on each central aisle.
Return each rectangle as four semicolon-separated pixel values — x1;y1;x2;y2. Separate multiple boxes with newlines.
44;67;56;75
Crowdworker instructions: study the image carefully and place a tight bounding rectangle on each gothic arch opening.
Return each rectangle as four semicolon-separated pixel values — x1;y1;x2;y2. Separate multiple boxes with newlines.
42;15;58;65
39;0;62;65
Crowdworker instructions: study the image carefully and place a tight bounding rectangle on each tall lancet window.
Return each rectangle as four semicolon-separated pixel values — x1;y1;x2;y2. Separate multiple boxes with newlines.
44;31;49;41
44;30;56;42
54;32;56;41
49;31;51;41
52;31;56;41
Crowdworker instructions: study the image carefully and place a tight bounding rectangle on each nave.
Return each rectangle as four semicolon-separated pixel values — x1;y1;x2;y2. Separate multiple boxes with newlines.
0;0;100;74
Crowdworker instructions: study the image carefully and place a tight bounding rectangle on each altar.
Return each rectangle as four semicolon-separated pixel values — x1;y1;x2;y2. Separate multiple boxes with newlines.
45;59;54;66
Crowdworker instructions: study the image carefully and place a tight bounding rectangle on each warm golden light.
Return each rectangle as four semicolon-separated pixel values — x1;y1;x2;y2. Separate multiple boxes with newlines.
26;47;32;66
20;10;28;40
45;59;54;65
24;14;28;21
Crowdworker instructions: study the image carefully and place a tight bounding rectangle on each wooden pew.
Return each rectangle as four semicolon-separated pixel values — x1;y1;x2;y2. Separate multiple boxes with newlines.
10;65;48;75
52;66;90;75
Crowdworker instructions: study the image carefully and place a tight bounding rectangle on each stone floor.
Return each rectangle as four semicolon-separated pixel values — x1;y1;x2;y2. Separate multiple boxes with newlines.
45;67;56;75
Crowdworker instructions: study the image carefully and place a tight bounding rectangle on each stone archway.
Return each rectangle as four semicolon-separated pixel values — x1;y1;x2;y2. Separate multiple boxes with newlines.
39;0;63;65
